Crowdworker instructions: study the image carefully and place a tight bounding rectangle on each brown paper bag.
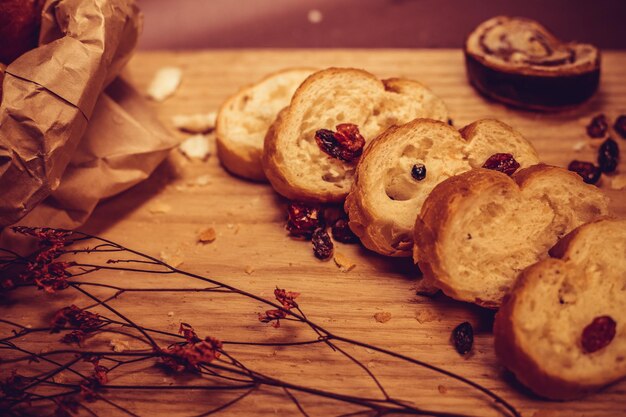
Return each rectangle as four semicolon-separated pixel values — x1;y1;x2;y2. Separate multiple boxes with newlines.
0;0;174;231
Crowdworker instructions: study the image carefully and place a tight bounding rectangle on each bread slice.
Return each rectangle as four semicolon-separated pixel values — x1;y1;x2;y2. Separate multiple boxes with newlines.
345;119;539;257
216;68;315;181
262;68;448;202
414;165;609;308
465;16;600;111
494;218;626;400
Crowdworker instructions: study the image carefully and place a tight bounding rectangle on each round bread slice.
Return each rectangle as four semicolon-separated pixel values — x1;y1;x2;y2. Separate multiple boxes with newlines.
494;218;626;400
414;165;609;308
216;68;315;181
262;68;448;202
465;16;600;111
345;118;539;257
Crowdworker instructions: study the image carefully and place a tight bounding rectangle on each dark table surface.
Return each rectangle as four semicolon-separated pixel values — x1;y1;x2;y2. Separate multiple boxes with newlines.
137;0;626;50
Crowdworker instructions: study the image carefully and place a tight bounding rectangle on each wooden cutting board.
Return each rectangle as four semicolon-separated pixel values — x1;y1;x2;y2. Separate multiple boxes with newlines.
3;50;625;417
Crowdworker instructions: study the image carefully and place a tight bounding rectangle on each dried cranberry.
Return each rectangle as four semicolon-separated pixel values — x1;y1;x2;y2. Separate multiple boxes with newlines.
582;316;616;353
598;138;619;173
452;321;473;355
315;123;366;163
411;163;427;181
482;153;520;176
586;114;608;138
568;160;601;184
331;217;359;244
312;227;333;260
615;115;626;139
286;202;323;239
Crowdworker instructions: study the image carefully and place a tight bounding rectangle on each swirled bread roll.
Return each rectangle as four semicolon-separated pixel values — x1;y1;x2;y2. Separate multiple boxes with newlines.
345;119;539;257
465;16;600;111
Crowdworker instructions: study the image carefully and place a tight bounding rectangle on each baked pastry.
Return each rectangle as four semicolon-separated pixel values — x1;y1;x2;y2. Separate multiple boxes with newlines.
494;218;626;400
345;119;539;257
414;165;609;308
0;0;44;64
262;68;448;202
216;68;315;181
465;16;600;111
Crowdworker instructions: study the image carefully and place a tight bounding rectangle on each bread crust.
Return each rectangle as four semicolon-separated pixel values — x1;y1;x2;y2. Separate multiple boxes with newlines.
413;164;609;308
494;219;626;399
262;68;448;203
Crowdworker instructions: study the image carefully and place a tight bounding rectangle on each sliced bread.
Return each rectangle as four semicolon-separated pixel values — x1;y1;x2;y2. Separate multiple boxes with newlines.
494;218;626;400
262;68;448;202
345;118;539;257
414;165;609;308
216;68;315;181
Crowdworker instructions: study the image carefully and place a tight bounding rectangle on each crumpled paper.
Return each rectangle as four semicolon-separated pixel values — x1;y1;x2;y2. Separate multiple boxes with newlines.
0;0;176;231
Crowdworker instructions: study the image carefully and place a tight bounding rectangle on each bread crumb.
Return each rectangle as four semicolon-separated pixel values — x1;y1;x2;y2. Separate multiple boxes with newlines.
179;134;210;161
366;361;375;369
610;174;626;190
172;112;217;133
167;311;174;317
198;228;217;243
109;339;130;353
52;372;67;384
373;312;392;323
415;309;438;324
572;140;587;152
245;265;254;275
149;202;171;214
365;348;375;354
159;250;184;268
333;252;356;272
307;9;323;23
147;67;182;101
437;385;447;394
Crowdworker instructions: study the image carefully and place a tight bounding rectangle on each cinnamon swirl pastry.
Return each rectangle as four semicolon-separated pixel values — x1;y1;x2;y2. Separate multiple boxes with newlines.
465;16;600;111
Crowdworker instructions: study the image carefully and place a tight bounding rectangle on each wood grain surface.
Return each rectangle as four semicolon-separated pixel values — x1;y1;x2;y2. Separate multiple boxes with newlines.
2;49;625;417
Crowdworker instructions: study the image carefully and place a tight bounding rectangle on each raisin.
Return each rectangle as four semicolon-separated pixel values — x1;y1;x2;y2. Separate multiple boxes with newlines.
582;316;616;353
482;153;520;176
447;118;454;126
615;115;626;139
315;123;366;163
598;138;619;173
286;202;323;239
452;322;473;355
411;164;427;181
586;114;608;138
331;217;359;244
312;227;333;260
568;160;601;184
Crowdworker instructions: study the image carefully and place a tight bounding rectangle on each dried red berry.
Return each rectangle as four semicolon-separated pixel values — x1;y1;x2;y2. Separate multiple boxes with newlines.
598;138;619;173
568;160;601;184
586;114;608;138
331;217;359;244
615;115;626;139
482;153;520;176
411;163;427;181
315;123;366;163
312;227;333;260
452;321;473;355
286;202;323;239
582;315;616;353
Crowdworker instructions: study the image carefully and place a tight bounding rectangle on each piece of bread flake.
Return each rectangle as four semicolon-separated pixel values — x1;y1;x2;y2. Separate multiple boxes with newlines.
172;112;217;133
147;67;182;101
179;134;211;161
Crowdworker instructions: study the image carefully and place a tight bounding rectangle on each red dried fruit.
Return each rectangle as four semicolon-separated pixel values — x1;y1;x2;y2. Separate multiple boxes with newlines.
568;160;601;184
286;202;323;239
586;114;608;138
615;115;626;139
312;227;333;260
331;217;359;244
315;123;366;163
452;321;473;355
482;153;520;176
598;138;619;173
582;315;616;353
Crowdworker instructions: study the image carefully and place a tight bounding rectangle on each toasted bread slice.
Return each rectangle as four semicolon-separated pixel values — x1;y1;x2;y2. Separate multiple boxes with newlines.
494;218;626;400
262;68;448;202
414;165;609;308
345;119;539;257
216;68;315;181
